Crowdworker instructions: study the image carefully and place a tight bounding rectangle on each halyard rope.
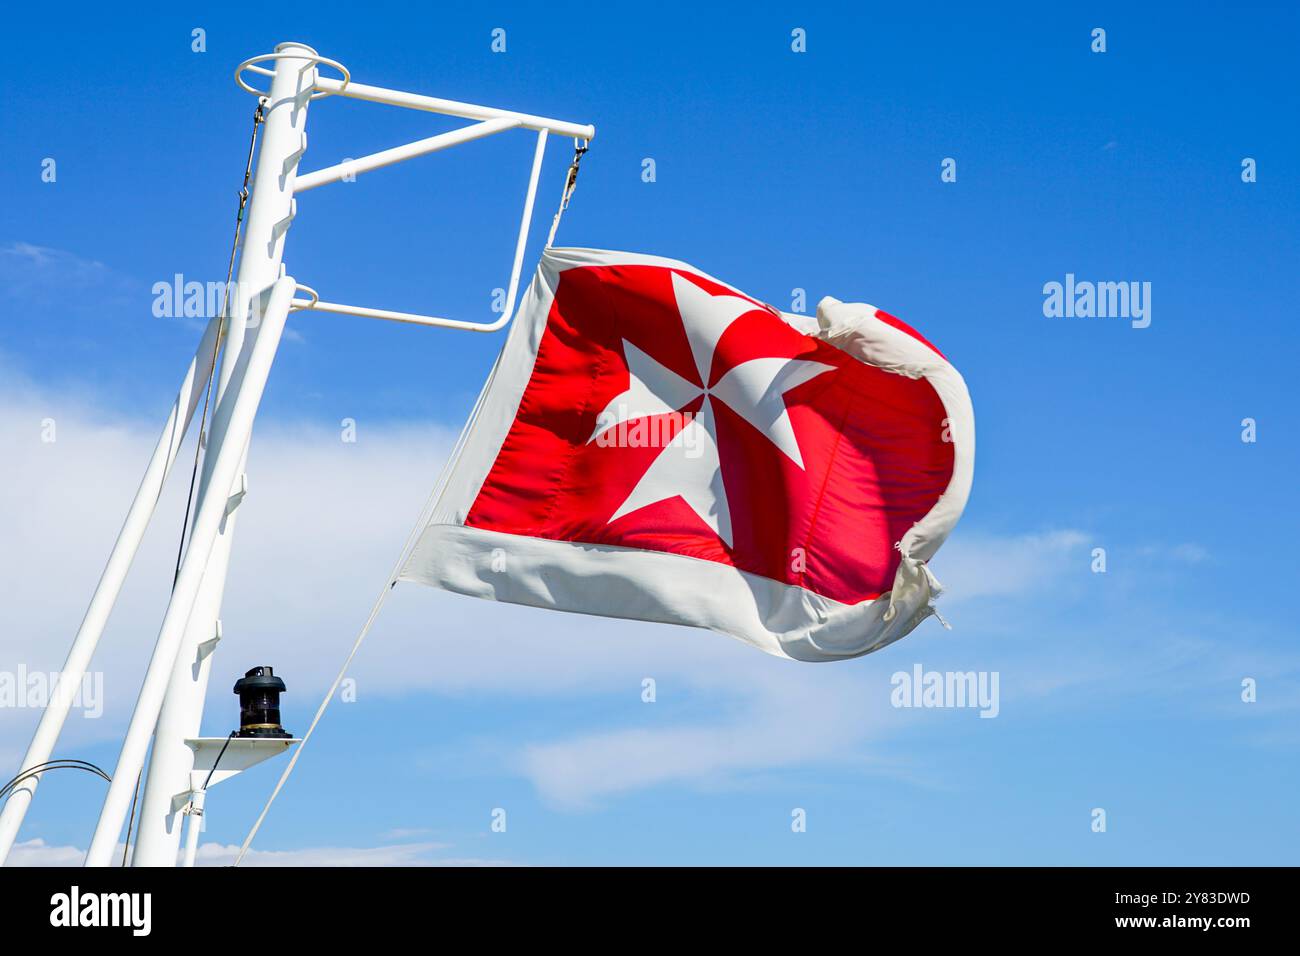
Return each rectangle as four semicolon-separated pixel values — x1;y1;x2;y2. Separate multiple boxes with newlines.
172;98;266;589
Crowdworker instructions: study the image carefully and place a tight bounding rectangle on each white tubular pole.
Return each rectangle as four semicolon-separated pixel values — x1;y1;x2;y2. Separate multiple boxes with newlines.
507;132;549;311
294;116;519;192
180;790;204;868
314;75;595;140
0;312;221;866
85;276;297;867
291;298;510;331
127;42;316;868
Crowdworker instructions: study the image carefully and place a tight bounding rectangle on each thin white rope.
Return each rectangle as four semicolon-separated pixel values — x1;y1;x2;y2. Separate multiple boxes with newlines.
545;185;567;248
232;373;494;865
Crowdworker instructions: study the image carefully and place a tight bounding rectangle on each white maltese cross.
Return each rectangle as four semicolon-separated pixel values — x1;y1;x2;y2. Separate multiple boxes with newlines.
587;272;834;547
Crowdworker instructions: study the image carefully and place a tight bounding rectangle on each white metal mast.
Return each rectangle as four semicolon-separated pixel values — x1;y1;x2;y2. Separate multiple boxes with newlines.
128;42;317;867
0;40;592;868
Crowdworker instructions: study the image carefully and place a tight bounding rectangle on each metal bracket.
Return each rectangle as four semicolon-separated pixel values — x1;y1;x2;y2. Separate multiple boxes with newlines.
225;473;248;515
196;620;222;663
184;737;300;794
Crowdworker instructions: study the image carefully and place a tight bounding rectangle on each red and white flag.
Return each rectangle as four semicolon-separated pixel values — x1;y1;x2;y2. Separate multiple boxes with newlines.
401;248;974;661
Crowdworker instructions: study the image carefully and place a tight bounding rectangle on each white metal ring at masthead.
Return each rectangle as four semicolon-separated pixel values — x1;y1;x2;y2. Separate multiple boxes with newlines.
235;49;351;101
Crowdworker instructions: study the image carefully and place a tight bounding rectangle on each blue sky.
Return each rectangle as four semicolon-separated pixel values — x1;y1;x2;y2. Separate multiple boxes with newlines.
1;1;1298;865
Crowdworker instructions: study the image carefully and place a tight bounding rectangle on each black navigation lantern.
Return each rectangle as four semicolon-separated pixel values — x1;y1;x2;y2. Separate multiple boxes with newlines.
233;666;291;738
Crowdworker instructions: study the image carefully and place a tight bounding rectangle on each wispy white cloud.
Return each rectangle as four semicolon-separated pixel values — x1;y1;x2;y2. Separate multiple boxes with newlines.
195;841;516;867
4;837;515;867
1;241;112;275
2;839;87;867
379;826;436;840
1137;542;1210;564
0;241;134;307
929;529;1090;603
517;664;891;808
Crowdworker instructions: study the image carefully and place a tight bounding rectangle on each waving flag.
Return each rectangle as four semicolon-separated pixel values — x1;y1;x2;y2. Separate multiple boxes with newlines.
401;248;974;661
